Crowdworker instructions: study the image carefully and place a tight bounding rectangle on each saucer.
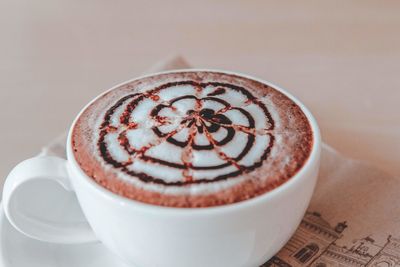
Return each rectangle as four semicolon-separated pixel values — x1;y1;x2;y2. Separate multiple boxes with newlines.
0;203;129;267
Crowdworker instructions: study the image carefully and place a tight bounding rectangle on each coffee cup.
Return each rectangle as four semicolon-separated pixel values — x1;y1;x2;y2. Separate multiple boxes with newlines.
3;69;321;267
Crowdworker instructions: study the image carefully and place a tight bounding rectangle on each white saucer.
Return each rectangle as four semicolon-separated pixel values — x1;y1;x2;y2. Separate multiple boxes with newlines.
0;203;129;267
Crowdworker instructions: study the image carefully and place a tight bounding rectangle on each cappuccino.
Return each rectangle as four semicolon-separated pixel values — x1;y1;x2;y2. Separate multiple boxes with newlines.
72;71;313;207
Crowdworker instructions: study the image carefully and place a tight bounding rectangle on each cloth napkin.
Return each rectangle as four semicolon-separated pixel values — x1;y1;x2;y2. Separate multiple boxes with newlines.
42;56;400;267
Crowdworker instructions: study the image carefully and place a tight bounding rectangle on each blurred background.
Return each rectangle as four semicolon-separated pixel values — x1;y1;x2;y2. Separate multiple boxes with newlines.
0;0;399;186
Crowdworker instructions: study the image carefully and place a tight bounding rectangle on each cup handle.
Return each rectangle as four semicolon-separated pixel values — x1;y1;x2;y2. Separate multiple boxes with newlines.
2;156;97;244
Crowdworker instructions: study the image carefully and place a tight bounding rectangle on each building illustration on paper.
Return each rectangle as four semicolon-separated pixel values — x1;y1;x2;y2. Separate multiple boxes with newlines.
263;211;400;267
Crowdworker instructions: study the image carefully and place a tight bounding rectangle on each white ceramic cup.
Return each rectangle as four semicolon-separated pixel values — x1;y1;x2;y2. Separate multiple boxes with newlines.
3;69;321;267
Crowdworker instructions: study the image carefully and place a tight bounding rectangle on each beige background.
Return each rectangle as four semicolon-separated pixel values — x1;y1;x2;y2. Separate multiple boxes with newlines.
0;0;399;186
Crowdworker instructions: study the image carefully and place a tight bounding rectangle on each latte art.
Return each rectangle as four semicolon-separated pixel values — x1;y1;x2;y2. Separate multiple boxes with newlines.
72;71;313;207
98;81;275;186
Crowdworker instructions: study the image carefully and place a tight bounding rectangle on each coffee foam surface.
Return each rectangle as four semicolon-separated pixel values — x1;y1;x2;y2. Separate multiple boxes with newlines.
72;71;313;207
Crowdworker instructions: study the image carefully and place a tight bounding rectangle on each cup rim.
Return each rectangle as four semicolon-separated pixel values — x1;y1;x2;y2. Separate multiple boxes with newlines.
66;68;321;215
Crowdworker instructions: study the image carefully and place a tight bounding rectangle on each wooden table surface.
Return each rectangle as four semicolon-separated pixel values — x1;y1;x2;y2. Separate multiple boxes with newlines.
1;0;399;187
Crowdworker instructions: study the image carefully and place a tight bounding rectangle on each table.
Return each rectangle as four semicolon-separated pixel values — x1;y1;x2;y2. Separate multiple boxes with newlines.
1;0;399;188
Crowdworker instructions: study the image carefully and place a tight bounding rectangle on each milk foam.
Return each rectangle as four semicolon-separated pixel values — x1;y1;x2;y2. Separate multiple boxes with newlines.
95;81;278;195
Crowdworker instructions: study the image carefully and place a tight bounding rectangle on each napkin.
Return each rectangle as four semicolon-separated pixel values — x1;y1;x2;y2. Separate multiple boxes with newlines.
42;56;400;267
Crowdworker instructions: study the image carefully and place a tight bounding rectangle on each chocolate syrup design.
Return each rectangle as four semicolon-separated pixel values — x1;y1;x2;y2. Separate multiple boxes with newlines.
98;81;275;186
